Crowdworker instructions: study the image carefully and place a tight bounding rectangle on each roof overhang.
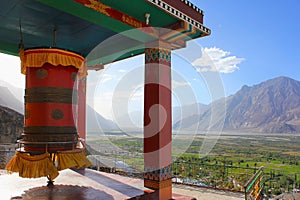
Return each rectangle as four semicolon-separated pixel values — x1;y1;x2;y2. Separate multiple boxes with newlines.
0;0;210;68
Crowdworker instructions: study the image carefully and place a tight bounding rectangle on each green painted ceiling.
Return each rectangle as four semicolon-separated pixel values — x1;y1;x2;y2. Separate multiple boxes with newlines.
0;0;208;66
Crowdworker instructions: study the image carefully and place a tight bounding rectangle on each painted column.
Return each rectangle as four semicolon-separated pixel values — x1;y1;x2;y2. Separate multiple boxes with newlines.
144;41;172;199
78;77;87;143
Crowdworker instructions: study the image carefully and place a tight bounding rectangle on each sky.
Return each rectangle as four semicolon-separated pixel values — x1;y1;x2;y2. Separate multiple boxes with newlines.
192;0;300;95
0;0;300;120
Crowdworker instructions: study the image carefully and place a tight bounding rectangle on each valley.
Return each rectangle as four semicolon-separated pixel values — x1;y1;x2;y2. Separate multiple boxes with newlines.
86;132;300;196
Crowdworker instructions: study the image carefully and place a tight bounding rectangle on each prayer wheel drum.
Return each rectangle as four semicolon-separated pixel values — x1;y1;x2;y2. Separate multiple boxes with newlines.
22;48;84;153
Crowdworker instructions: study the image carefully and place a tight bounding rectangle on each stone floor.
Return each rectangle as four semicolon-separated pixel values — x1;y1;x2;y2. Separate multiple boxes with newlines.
173;184;244;200
0;169;192;200
0;169;244;200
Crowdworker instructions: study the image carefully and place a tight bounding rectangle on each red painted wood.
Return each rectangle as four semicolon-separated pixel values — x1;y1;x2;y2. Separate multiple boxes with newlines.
24;57;80;152
73;0;158;37
25;103;76;126
143;43;172;198
163;0;203;24
144;83;171;153
26;64;77;89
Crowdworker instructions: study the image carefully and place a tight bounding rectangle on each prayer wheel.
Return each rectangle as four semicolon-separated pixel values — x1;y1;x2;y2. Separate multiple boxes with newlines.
21;48;84;153
6;48;91;180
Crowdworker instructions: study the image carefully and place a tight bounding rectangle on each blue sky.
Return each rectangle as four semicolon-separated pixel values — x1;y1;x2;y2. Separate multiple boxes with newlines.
191;0;300;96
88;0;300;119
0;0;299;120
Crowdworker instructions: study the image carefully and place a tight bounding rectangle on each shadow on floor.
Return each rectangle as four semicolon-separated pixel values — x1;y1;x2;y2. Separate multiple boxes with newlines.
73;169;145;197
11;185;114;200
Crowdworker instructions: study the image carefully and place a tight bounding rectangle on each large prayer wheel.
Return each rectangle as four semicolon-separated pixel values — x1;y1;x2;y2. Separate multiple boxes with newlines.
6;48;91;180
21;48;84;153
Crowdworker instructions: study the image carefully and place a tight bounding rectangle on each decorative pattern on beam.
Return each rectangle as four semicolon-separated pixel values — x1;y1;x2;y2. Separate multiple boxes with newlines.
180;0;204;14
74;0;158;37
146;0;211;36
161;22;196;42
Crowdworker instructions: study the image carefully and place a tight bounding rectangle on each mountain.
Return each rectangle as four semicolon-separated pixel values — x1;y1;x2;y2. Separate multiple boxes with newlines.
0;85;23;114
0;81;118;132
0;80;24;103
86;105;119;132
0;106;23;143
112;103;209;132
0;103;117;143
176;76;300;133
2;76;300;134
173;103;209;125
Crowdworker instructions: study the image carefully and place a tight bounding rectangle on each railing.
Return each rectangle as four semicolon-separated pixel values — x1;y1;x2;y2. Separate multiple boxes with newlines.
86;149;260;192
172;157;258;192
244;166;264;200
0;144;15;169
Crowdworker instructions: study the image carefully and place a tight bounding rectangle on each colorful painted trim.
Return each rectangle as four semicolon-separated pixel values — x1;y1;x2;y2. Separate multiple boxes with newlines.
74;0;158;37
180;0;204;14
146;0;211;36
144;164;173;181
145;48;171;63
161;22;196;42
144;179;172;190
244;167;264;200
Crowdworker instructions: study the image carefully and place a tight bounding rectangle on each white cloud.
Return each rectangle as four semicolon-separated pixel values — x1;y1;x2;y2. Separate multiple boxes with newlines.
192;47;244;73
100;73;113;83
172;80;190;88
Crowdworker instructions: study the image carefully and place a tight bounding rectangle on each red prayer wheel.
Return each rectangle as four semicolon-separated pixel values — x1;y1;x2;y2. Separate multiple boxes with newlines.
21;48;85;153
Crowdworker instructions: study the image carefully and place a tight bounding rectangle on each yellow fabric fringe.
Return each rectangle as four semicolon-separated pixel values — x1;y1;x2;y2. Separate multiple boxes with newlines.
6;151;59;180
5;149;91;180
20;48;85;75
56;149;91;171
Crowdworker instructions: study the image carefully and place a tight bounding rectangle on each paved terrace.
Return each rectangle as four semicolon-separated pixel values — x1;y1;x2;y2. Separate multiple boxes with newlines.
0;169;244;200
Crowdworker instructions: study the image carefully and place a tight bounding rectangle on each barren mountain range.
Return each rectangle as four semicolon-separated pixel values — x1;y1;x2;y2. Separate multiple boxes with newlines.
175;76;300;133
0;76;299;144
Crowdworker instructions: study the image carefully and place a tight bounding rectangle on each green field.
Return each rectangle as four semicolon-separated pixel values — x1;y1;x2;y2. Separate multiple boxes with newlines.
181;133;300;172
86;132;300;196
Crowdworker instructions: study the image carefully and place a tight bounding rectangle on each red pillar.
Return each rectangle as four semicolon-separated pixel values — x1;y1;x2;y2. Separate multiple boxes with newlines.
144;41;172;199
78;77;87;143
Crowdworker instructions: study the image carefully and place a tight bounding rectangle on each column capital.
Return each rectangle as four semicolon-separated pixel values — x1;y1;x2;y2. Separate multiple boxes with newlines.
145;40;172;50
